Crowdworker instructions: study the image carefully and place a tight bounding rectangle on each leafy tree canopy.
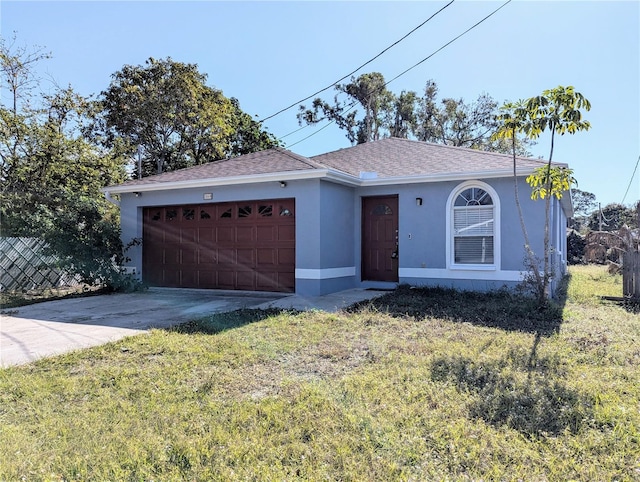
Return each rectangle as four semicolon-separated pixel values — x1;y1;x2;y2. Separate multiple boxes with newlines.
298;73;533;155
493;86;591;304
0;36;129;287
569;188;598;233
588;203;638;231
97;57;281;177
571;189;597;218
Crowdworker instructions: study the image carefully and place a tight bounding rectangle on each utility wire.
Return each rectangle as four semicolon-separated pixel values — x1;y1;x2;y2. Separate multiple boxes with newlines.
286;0;511;149
259;0;455;123
621;153;640;204
384;0;511;87
286;120;338;149
280;124;310;139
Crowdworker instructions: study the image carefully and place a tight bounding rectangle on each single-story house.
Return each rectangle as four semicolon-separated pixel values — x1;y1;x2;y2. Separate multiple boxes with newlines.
103;137;572;296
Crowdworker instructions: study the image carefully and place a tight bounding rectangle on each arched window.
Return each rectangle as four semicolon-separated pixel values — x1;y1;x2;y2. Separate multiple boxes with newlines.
448;182;499;267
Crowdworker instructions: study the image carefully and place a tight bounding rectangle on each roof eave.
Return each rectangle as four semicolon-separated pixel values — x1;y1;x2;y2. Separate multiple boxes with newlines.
101;169;355;194
356;166;550;186
561;192;574;218
102;164;566;194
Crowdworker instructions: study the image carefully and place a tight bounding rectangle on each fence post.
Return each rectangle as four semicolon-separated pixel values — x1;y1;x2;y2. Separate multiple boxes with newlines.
623;251;640;300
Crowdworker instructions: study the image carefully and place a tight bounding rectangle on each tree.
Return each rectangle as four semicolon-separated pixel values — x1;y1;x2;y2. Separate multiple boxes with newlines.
0;86;128;285
1;85;125;226
98;57;280;177
510;86;590;303
493;99;545;299
588;203;638;232
226;98;282;157
298;72;395;144
389;90;417;139
0;33;50;115
571;189;597;218
414;81;491;147
298;74;532;154
0;37;130;288
569;188;597;232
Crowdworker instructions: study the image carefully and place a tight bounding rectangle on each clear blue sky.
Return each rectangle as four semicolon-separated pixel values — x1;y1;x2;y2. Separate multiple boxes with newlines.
2;1;638;208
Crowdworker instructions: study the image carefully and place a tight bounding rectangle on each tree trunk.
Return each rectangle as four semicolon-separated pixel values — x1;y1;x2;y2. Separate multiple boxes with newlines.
512;130;543;299
541;128;556;304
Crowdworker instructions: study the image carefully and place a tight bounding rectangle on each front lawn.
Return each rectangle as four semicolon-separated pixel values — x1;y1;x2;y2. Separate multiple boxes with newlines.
0;265;638;480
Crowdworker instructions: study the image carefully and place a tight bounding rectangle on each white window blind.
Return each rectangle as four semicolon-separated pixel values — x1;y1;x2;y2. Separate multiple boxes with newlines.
454;207;494;236
452;191;495;265
454;236;494;264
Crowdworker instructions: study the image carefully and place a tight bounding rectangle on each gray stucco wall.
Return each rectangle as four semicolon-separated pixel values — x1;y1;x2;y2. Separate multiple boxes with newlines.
116;174;565;296
320;182;355;269
366;176;551;293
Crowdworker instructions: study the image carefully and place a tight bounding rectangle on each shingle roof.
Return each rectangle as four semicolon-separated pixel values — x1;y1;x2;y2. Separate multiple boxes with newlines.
115;147;324;187
109;138;559;189
310;137;552;178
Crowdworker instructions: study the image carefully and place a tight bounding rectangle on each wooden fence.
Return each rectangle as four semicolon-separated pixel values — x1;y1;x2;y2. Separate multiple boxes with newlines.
0;237;80;292
623;251;640;300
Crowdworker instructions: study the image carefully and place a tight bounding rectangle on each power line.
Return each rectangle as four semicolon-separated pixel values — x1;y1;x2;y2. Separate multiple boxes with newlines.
258;0;455;123
287;120;337;149
285;0;512;149
384;0;511;87
279;124;309;139
621;153;640;204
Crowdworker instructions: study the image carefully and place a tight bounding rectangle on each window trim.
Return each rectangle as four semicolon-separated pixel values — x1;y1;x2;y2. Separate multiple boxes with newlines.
446;180;501;271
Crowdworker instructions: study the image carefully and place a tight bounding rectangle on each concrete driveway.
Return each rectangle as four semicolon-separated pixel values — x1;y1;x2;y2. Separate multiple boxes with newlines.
0;287;387;367
0;288;286;367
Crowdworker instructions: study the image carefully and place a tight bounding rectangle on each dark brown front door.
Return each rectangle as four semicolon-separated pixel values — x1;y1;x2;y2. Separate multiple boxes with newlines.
142;199;295;292
362;195;399;282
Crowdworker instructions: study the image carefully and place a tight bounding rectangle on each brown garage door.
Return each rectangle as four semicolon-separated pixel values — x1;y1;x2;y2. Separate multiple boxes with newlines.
142;199;295;292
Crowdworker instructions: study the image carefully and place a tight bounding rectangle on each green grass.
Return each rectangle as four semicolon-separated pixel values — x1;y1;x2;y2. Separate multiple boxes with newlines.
1;265;638;481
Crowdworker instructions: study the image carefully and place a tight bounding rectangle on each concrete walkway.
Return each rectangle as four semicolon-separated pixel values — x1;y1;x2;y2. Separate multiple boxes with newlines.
0;288;386;367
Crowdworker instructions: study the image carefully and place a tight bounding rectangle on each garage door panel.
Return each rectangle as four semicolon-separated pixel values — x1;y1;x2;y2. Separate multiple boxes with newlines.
237;248;255;268
236;271;255;290
257;225;275;242
164;245;181;266
278;225;295;242
217;248;236;265
278;272;295;291
143;199;295;292
278;248;295;266
217;205;233;219
199;270;216;286
217;226;235;243
164;269;181;287
257;248;276;266
181;246;198;264
217;270;235;290
236;226;254;243
199;229;216;251
199;245;216;263
256;271;278;291
181;270;198;288
181;228;197;243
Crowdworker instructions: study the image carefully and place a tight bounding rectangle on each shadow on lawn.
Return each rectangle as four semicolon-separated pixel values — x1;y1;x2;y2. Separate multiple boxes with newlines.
348;278;568;337
356;276;592;438
167;308;297;335
431;354;597;438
